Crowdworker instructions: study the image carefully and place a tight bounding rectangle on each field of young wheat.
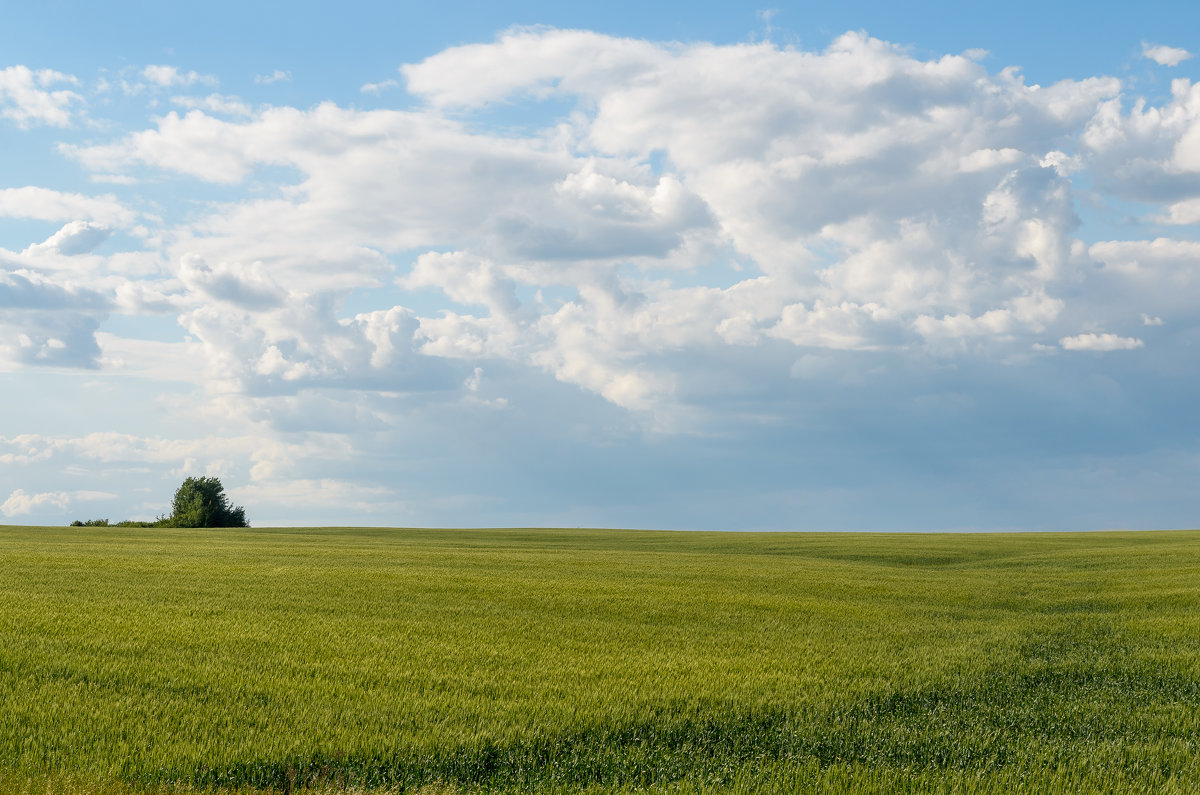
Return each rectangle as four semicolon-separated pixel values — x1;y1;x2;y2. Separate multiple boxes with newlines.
0;525;1197;794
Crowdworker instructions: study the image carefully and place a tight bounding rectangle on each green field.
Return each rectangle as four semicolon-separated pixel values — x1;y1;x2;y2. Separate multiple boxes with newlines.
1;525;1198;794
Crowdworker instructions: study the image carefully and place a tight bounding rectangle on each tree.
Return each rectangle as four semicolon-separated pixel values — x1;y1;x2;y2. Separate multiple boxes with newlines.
161;476;248;527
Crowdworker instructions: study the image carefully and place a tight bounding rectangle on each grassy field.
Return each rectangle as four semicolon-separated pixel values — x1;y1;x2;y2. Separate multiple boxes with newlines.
0;525;1198;794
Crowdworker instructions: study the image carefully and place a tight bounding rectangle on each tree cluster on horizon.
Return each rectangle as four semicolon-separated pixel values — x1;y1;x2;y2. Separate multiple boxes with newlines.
71;476;248;528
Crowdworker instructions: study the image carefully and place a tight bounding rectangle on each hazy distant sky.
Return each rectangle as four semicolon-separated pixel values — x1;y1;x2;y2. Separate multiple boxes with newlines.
3;1;1200;529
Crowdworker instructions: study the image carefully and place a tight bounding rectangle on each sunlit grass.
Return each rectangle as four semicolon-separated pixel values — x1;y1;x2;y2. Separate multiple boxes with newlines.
1;526;1197;793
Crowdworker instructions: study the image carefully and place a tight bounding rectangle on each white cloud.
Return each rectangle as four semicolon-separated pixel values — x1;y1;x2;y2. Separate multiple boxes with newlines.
90;174;140;186
1142;42;1193;67
1090;237;1200;272
177;254;284;309
1059;332;1144;351
1039;150;1082;176
1081;78;1200;201
171;93;252;116
141;65;218;88
97;334;205;382
255;69;291;85
24;221;112;256
769;301;898;350
0;65;81;127
0;313;105;369
402;251;521;316
402;27;666;108
61;110;265;183
1155;196;1200;225
361;79;399;94
0;435;56;464
1;488;114;517
1077;238;1200;340
0;207;141;372
0;273;133;386
959;147;1025;173
0;186;135;226
2;430;337;479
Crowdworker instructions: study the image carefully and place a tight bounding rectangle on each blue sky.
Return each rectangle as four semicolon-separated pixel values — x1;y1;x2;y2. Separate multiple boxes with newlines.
3;1;1200;529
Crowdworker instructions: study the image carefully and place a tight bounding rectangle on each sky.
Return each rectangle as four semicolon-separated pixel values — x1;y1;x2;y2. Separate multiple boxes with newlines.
2;0;1200;530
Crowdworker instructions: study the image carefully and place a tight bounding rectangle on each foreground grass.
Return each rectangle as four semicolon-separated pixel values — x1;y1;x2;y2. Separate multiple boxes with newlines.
0;526;1197;793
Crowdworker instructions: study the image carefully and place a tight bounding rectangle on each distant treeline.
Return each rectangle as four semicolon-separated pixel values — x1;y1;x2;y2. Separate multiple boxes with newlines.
71;518;180;528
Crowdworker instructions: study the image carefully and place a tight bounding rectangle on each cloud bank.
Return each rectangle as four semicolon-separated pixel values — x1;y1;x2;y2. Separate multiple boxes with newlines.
3;28;1200;529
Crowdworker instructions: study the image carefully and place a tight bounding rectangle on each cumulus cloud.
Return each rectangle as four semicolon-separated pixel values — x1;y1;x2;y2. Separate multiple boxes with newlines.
0;65;81;127
403;251;521;317
23;221;112;256
1081;78;1200;202
1142;42;1193;67
177;254;284;309
1059;332;1144;351
0;214;116;369
0;313;105;368
168;252;458;396
1090;237;1200;273
61;109;267;183
0;269;109;311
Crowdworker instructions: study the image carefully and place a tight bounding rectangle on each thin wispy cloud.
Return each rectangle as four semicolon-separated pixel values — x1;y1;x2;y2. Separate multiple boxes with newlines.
255;69;291;85
361;79;399;94
141;65;219;88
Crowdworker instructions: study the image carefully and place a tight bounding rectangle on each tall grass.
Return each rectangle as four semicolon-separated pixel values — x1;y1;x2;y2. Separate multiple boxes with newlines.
0;526;1197;793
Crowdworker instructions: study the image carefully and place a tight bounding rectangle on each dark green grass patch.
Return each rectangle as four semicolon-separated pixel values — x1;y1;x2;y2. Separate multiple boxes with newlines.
167;625;1199;792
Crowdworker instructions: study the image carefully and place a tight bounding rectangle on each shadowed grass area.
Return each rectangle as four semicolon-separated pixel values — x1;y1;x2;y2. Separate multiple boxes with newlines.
1;526;1198;793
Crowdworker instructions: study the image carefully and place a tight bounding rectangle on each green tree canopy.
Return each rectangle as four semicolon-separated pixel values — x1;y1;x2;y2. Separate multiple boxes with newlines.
162;476;248;528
